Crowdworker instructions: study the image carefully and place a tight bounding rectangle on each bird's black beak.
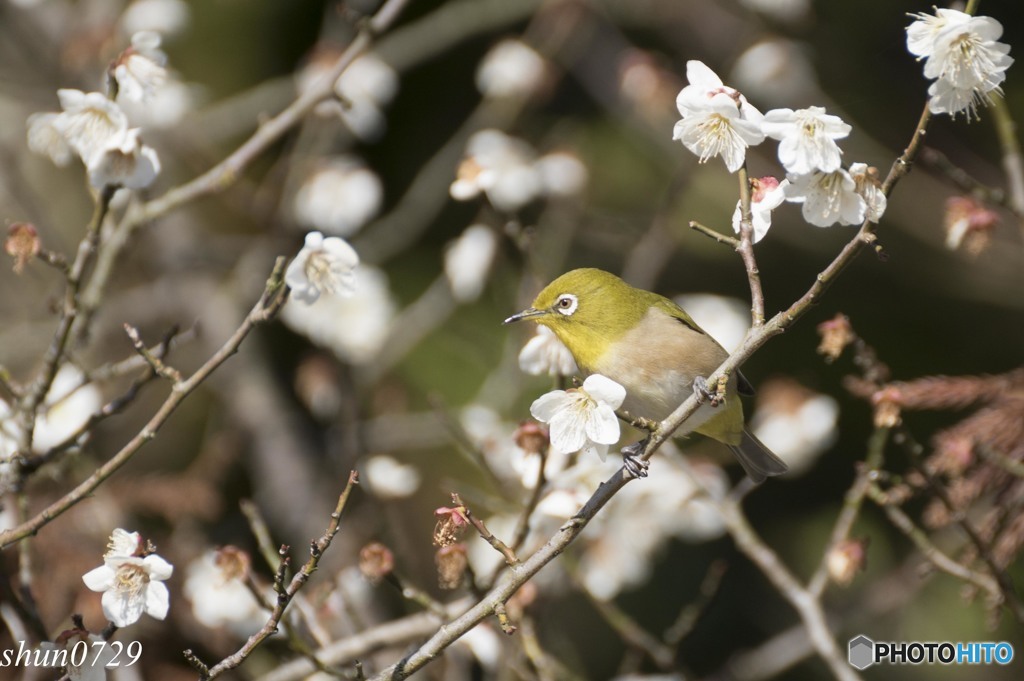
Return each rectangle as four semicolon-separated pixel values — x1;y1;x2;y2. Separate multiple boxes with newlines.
503;307;546;325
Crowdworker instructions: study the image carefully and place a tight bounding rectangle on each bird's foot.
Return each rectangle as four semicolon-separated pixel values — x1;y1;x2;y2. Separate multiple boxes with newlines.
693;376;724;407
621;439;650;479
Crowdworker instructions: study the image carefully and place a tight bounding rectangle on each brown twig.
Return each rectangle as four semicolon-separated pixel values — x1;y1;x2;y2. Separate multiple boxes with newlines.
200;471;360;679
735;166;766;327
0;258;290;549
452;492;519;566
689;220;740;248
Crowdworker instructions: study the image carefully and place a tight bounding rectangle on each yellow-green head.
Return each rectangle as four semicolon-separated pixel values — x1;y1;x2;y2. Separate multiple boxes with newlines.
504;268;666;369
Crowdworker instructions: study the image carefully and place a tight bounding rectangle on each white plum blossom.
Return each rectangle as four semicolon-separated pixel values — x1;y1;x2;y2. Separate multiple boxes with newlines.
362;455;422;499
906;9;1013;119
112;31;168;103
476;39;547;99
285;231;359;304
785;168;865;227
444;224;499;302
293;157;382;237
518;325;579;376
87;128;161;189
27;89;163;189
732;176;788;243
530;374;625;460
82;529;173;628
282;264;394;364
673;61;765;173
32;365;102;452
761;106;850;174
849;162;887;223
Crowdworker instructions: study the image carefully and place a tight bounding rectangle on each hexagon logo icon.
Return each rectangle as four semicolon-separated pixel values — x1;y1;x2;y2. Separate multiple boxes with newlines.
848;635;875;670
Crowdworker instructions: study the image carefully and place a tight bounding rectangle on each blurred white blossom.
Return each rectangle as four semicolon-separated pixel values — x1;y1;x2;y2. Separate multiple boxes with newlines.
285;231;359;304
673;294;749;354
120;0;191;38
293;157;382;237
761;106;850;175
332;54;399;141
731;40;819;106
530;374;624;460
451;129;542;212
40;631;115;681
737;0;810;24
26;113;74;166
750;378;839;475
535;151;588;197
32;365;101;452
184;548;265;637
120;78;196;129
282;264;394;364
731;176;788;243
518;325;579;376
444;224;498;302
50;90;129;164
112;31;168;103
87;127;161;189
476;39;546;99
673;61;765;173
82;529;173;628
362;455;422;499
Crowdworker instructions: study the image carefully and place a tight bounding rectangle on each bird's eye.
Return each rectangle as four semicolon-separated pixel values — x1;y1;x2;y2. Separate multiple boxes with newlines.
555;293;578;316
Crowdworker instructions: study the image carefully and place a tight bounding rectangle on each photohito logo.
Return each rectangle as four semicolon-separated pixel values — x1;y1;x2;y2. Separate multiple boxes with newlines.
848;635;1014;670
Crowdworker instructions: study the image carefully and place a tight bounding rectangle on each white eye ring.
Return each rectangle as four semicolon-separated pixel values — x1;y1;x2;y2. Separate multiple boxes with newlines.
555;293;578;316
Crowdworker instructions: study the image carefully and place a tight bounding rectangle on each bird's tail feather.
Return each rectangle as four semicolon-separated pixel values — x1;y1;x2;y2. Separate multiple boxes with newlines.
728;430;789;483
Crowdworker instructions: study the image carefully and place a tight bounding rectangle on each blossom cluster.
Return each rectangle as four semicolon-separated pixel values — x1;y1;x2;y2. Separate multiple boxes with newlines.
907;8;1013;119
26;33;169;190
673;61;885;237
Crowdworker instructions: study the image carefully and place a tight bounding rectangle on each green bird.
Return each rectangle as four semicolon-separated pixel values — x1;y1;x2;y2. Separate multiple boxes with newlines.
505;268;788;482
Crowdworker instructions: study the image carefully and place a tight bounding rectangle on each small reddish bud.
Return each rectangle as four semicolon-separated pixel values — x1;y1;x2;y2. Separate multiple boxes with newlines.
6;223;40;274
435;543;468;590
433;506;470;547
944;196;999;256
214;546;251;581
358;542;395;584
750;176;781;203
827;537;868;586
514;421;549;455
871;386;903;428
816;313;855;363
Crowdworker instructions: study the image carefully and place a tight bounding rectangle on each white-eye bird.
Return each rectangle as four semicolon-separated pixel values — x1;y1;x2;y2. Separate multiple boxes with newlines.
505;268;788;482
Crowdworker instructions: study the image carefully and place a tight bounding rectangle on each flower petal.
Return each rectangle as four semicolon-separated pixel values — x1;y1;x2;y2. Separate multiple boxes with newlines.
82;565;116;592
144;581;170;620
582;375;626;409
